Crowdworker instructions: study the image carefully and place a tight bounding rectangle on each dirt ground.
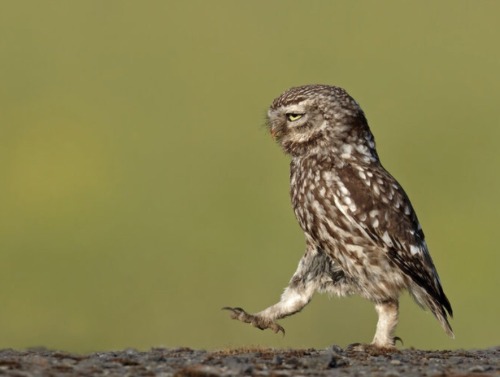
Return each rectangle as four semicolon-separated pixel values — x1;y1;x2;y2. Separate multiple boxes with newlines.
0;346;498;376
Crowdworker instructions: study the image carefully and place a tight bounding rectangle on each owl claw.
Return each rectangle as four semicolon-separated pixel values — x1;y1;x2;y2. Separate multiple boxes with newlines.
346;334;403;353
346;342;399;354
222;307;285;335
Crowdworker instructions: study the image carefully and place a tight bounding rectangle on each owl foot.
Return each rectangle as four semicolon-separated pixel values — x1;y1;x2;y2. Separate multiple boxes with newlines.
346;343;397;355
222;307;285;335
346;337;402;354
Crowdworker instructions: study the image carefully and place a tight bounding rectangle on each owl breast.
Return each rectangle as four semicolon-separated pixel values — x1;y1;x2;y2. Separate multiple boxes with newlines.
290;154;407;300
290;155;362;243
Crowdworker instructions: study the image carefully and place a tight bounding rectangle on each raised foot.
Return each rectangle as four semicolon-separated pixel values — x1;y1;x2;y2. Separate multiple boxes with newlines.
222;307;285;335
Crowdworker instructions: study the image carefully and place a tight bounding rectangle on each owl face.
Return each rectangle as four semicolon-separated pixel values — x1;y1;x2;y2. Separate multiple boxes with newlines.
267;97;325;145
266;85;374;159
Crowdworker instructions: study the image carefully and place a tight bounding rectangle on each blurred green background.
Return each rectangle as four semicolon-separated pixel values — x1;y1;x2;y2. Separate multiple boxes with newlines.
0;1;498;353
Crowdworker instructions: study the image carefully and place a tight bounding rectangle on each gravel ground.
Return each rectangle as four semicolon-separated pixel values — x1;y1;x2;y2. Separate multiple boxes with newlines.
0;346;498;376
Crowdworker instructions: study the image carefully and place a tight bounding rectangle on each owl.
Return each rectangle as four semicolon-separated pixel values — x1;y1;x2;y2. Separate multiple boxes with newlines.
224;85;453;348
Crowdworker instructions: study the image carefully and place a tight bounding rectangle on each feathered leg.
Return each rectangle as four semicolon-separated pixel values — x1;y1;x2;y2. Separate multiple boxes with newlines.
371;300;399;348
223;245;341;334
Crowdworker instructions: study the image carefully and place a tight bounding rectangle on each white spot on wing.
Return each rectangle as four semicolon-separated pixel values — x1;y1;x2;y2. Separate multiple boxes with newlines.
410;244;421;255
382;231;393;247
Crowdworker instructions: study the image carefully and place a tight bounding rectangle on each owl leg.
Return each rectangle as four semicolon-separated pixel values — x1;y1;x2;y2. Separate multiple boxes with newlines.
222;278;314;335
223;245;327;334
371;300;399;348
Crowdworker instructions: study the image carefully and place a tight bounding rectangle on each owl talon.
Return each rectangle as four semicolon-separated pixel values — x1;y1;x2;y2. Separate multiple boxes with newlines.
222;307;285;335
345;342;363;352
346;342;399;354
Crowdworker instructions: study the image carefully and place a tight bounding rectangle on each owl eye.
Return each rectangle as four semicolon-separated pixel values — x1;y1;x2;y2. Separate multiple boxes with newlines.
286;113;304;122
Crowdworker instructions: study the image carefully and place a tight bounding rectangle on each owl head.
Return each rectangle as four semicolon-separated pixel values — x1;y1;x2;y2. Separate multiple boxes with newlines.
266;85;377;161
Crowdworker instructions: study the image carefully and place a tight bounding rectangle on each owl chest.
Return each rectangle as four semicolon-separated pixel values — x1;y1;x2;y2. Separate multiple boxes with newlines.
290;168;348;241
290;168;384;280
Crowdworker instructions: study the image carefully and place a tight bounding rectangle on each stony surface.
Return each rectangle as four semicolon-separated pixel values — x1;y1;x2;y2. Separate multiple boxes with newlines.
0;346;498;376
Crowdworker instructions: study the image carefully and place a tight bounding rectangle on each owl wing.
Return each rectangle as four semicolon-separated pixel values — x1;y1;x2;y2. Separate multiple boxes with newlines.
338;163;453;318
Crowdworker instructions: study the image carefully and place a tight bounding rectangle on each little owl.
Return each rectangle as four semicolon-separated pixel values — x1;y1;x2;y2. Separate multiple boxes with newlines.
224;84;453;348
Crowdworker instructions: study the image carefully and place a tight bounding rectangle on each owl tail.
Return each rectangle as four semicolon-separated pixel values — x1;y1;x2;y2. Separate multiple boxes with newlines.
410;284;454;338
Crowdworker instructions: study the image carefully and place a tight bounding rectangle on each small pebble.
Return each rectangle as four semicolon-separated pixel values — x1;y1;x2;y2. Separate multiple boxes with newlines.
330;356;348;368
467;365;486;373
272;355;283;365
384;370;400;377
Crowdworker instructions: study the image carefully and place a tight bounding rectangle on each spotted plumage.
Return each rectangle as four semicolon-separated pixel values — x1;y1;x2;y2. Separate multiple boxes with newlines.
224;84;453;348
